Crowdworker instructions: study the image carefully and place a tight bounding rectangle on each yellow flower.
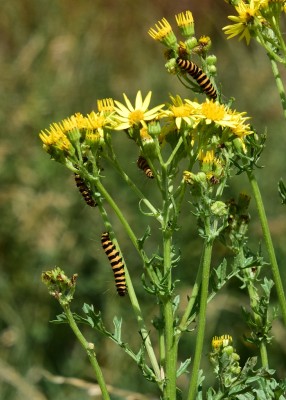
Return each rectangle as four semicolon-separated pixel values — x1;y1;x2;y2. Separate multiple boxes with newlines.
163;95;200;129
175;11;195;37
222;0;263;44
259;0;286;14
113;91;165;130
39;122;74;154
211;335;233;350
148;18;177;47
97;98;115;114
190;99;238;128
85;111;109;130
61;113;87;132
198;149;215;162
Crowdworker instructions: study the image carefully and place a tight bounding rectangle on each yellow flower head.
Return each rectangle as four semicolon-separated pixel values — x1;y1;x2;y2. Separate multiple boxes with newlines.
223;0;264;44
163;95;200;129
148;18;177;47
212;334;233;350
175;11;195;37
39;122;74;156
97;98;114;113
190;99;236;128
85;111;108;130
113;91;165;130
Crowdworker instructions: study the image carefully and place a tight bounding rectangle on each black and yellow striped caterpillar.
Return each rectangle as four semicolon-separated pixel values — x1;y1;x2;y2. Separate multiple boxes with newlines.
137;156;154;179
74;173;97;207
101;232;127;296
176;58;217;100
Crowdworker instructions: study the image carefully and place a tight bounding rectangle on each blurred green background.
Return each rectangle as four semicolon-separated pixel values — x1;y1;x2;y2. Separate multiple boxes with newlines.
1;1;286;399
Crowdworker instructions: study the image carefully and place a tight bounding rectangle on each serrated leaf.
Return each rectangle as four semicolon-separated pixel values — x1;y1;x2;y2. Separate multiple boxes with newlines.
51;312;68;324
173;295;180;315
113;316;122;343
137;226;151;249
278;178;286;204
176;357;191;377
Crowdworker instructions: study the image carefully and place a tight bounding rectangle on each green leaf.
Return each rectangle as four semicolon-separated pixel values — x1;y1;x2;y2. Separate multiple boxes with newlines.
176;357;191;377
113;316;123;343
278;178;286;204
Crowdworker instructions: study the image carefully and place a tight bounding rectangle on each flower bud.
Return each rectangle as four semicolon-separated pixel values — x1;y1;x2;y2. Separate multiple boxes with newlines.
211;201;228;216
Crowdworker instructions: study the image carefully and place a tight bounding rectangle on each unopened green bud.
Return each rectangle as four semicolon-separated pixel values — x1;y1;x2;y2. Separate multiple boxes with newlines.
230;365;241;375
42;267;78;305
165;58;177;74
211;201;228;216
206;55;217;65
196;171;207;184
208;65;217;75
222;345;234;355
185;37;198;52
66;127;81;144
148;120;162;136
231;352;240;362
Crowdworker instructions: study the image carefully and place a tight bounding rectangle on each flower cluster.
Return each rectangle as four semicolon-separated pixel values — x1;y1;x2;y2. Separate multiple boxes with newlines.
223;0;286;45
39;11;254;191
210;335;242;387
39;91;252;170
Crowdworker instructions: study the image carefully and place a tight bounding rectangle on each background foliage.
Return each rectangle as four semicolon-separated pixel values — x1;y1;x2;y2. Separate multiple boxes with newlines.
1;1;286;399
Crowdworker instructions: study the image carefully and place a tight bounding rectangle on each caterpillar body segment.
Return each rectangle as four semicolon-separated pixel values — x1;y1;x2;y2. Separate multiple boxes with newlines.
137;156;154;179
74;173;97;207
176;57;217;100
101;232;127;296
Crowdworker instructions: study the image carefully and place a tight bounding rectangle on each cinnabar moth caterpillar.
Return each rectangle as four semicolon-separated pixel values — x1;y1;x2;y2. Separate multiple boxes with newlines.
101;232;127;296
74;173;97;207
176;58;217;100
137;156;154;179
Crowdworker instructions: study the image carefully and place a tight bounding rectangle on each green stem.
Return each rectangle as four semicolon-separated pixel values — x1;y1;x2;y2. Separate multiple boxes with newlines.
237;249;269;368
247;170;286;327
178;249;204;333
105;149;163;224
260;342;269;369
62;304;111;400
187;233;213;400
162;233;178;400
268;55;286;120
160;163;178;400
94;180;162;385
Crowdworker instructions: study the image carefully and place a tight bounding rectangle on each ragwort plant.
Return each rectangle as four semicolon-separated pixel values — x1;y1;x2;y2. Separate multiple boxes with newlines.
41;6;286;400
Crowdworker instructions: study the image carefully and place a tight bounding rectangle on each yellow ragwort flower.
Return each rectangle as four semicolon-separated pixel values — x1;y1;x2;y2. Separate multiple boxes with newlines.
163;95;200;129
85;111;108;130
148;18;177;47
97;98;115;114
113;91;165;130
189;99;238;128
222;0;263;44
61;113;87;132
39;122;73;153
175;11;195;37
212;334;233;350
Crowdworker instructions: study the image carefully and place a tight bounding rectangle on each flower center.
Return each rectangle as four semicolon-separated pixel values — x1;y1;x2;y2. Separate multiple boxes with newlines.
171;105;191;117
201;102;225;121
129;110;145;125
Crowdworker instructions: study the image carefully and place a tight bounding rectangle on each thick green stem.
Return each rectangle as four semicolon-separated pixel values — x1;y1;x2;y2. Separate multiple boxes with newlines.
187;234;213;400
247;170;286;327
62;304;111;400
